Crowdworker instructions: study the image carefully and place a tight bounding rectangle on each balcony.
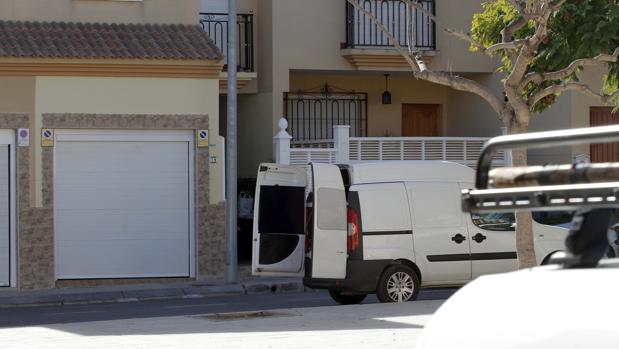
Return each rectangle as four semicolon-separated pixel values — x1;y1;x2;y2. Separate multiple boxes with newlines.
199;12;256;92
342;0;436;69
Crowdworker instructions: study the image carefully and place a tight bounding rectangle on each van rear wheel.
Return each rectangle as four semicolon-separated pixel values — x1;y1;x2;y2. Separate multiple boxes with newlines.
376;264;420;303
328;289;367;305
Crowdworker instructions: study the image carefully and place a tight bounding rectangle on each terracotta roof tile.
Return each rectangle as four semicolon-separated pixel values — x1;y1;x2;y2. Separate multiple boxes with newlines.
0;20;222;60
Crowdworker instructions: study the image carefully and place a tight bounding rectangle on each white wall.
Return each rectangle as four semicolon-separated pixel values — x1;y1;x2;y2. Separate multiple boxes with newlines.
200;0;228;12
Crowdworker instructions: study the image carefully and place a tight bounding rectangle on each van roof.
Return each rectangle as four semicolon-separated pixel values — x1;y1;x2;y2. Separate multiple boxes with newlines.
348;161;475;184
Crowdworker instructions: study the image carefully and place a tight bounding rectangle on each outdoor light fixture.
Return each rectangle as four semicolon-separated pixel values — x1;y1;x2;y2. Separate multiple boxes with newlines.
382;74;392;105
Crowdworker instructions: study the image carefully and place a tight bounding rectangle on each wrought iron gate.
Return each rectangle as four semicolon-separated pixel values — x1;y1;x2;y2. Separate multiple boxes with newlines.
284;85;368;141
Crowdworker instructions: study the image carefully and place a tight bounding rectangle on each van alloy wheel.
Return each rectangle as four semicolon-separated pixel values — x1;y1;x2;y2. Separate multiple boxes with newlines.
376;264;420;303
387;272;415;302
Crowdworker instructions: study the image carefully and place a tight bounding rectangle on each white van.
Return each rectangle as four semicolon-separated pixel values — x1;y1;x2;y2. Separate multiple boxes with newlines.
251;161;567;304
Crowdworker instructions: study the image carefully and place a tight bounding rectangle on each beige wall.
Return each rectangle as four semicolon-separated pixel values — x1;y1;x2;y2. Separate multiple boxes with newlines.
0;0;199;24
234;0;273;178
445;73;504;138
0;76;37;204
238;93;276;177
528;91;573;165
34;76;223;204
266;0;495;76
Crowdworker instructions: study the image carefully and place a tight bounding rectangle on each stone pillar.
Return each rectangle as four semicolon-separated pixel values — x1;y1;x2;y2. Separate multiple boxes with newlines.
274;117;292;165
334;125;350;164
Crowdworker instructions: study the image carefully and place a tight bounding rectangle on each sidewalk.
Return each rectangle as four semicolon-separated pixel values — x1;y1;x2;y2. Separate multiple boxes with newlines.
0;278;307;308
0;300;444;349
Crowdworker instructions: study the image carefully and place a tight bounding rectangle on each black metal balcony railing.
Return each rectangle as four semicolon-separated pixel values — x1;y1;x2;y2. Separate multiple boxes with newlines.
199;13;254;72
345;0;436;50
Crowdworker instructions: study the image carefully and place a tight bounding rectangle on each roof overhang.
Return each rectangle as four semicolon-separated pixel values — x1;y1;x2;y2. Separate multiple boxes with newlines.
341;48;437;70
0;57;224;79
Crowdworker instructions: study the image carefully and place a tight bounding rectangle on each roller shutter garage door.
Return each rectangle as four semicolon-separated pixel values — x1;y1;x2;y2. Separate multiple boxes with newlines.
0;144;9;287
54;131;194;279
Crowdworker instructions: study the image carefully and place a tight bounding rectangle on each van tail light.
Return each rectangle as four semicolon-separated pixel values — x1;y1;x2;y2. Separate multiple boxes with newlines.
347;207;360;253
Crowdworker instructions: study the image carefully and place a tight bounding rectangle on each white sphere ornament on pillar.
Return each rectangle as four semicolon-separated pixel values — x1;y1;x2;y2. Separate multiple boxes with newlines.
274;117;292;165
276;117;292;139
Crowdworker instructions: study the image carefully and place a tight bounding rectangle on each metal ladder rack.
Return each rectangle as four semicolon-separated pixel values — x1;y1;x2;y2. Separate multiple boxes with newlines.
461;125;619;213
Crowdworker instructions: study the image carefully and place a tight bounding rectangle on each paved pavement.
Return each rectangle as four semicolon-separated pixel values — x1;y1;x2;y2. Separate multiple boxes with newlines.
0;277;306;308
0;300;445;349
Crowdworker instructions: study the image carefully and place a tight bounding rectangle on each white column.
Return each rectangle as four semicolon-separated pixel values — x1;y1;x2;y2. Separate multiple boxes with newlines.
274;117;292;165
500;127;513;167
334;125;350;164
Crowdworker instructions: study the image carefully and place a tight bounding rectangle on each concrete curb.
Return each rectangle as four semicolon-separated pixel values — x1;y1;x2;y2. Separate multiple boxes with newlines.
0;278;306;309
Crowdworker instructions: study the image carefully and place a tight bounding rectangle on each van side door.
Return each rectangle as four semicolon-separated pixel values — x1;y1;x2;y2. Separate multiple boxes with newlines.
352;182;413;262
406;182;472;283
462;183;518;278
466;212;518;278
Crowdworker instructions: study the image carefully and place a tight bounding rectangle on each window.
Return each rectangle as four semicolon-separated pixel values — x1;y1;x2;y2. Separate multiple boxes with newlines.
471;213;516;232
532;211;574;227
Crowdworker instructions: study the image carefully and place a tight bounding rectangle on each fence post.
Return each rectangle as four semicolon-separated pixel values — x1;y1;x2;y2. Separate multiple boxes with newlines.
333;125;350;164
274;117;292;165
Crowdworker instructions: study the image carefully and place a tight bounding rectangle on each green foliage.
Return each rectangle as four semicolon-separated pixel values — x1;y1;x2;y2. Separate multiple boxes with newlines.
471;0;619;112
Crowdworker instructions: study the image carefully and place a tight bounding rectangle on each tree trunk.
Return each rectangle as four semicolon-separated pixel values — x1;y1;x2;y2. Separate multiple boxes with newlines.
508;121;537;269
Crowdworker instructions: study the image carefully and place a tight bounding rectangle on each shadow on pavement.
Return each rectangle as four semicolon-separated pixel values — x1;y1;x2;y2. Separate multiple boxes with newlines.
33;301;443;336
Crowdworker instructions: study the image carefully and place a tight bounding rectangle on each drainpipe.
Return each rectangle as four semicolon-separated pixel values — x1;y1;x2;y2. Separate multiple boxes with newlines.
225;0;238;283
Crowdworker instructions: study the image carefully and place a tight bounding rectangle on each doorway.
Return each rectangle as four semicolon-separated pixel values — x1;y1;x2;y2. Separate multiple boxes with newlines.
590;107;619;162
402;104;440;137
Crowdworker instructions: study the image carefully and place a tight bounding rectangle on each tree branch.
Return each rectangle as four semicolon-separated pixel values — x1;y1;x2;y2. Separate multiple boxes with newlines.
522;47;619;88
529;81;619;106
486;39;527;55
415;71;505;115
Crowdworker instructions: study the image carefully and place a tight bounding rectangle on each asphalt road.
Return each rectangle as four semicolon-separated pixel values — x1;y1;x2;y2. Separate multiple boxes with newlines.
0;288;457;328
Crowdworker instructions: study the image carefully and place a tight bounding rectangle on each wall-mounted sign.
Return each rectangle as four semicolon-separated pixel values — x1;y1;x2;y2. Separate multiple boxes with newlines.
197;129;209;148
17;128;29;147
41;129;54;147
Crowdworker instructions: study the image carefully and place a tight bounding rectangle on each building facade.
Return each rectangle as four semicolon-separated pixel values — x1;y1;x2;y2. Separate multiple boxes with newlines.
0;0;227;290
2;0;615;290
205;0;612;178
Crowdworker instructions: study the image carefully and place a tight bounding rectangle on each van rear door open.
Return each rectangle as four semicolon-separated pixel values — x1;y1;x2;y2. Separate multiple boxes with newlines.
252;164;306;276
307;163;347;279
251;163;347;279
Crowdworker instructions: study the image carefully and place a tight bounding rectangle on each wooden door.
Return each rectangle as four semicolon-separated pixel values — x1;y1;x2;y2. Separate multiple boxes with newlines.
402;104;439;137
590;107;619;162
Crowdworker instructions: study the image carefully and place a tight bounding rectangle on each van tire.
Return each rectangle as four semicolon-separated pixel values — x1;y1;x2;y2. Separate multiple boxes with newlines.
328;289;367;305
376;264;420;303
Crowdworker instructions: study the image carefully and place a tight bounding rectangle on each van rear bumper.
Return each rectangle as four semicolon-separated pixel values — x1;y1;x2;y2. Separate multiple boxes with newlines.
303;259;391;293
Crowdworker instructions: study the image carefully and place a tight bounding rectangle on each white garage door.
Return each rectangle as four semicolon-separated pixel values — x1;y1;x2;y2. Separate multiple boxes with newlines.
0;130;15;288
0;145;9;287
55;131;195;279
